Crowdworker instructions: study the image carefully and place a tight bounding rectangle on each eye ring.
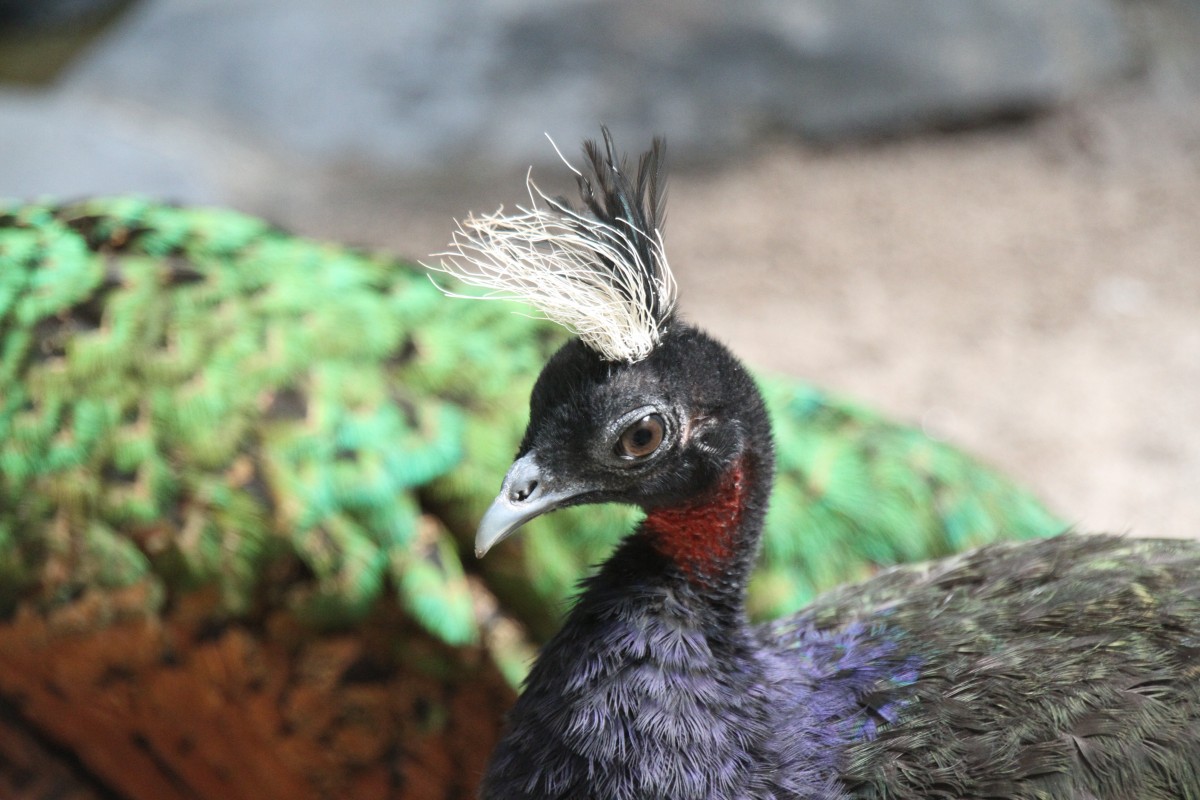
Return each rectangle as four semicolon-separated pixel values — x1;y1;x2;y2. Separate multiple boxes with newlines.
616;413;666;460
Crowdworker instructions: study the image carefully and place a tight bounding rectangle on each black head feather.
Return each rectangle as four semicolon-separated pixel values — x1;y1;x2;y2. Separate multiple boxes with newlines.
572;127;672;327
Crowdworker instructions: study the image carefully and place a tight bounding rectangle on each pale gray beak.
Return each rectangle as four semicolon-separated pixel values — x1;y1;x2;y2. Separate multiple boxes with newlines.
475;453;584;557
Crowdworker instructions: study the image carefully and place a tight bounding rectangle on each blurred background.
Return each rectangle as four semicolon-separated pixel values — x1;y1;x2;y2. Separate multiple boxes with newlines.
2;2;1198;540
2;1;1199;797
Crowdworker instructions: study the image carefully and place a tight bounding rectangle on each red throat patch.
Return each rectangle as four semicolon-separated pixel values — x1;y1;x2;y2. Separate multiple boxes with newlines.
643;461;748;582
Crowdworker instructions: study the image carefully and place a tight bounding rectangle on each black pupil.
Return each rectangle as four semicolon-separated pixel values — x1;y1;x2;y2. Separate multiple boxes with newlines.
632;426;653;447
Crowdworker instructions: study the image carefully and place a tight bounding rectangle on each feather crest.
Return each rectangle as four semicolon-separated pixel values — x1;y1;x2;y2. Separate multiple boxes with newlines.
428;131;676;363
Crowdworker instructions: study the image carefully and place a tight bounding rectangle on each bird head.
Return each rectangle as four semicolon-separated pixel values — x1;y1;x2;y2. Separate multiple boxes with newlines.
477;322;769;555
429;129;771;557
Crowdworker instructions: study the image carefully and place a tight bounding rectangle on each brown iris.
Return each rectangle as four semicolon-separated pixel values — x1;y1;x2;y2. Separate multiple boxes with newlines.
617;414;665;459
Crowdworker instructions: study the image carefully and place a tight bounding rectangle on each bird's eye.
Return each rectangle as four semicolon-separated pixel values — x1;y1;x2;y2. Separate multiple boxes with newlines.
616;414;665;459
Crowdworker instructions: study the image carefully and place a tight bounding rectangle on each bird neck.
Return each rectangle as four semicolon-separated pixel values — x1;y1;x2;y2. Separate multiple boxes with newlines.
641;449;772;602
482;533;781;799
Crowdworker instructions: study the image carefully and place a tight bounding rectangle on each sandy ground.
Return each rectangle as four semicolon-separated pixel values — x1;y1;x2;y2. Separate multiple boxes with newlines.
669;97;1200;541
280;82;1200;542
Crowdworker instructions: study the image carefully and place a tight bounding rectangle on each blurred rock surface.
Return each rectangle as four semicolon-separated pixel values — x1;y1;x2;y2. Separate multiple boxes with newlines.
1;0;1145;202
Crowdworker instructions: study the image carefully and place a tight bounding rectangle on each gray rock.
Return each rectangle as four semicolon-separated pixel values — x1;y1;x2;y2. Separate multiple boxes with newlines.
0;89;266;203
61;0;1133;175
66;0;510;171
753;0;1133;138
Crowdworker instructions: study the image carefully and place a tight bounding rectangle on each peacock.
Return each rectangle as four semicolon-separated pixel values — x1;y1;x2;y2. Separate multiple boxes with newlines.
0;195;1061;799
435;131;1200;799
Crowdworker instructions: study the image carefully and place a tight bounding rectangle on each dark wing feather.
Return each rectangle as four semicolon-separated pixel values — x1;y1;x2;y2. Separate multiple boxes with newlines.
771;534;1200;799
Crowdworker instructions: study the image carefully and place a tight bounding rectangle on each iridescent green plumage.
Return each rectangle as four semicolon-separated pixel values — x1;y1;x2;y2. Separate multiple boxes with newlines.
1;198;475;642
0;197;1065;659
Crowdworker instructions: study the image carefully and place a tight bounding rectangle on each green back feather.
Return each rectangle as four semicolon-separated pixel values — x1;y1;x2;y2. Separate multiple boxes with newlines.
1;199;475;641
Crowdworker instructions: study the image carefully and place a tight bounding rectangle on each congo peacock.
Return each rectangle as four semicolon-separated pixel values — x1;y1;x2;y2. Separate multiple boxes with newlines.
433;130;1200;800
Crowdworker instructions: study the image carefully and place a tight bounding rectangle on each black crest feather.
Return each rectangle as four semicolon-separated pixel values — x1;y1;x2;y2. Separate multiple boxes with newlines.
574;128;672;327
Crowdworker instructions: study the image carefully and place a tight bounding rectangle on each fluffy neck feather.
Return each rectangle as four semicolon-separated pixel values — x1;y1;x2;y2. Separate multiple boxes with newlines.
481;534;776;799
480;454;885;800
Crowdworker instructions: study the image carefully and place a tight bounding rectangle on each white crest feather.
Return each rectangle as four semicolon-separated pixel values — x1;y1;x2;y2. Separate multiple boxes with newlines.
426;140;676;363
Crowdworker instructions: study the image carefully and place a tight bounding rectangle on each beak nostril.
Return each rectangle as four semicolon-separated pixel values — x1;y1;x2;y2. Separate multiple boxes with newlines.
512;479;538;503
